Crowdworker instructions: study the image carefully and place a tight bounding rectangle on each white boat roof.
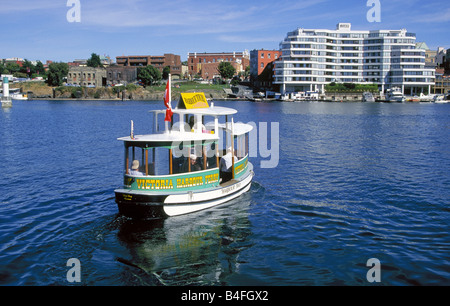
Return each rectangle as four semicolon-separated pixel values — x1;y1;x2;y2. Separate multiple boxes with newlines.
205;122;253;136
119;104;249;144
150;105;237;116
118;130;219;143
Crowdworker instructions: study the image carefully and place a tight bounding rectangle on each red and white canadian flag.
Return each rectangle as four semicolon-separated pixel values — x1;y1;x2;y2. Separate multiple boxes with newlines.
163;76;173;122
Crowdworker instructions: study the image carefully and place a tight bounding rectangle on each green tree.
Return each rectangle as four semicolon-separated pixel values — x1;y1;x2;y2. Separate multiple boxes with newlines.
241;65;250;80
218;62;236;80
35;61;45;75
5;62;20;74
20;59;36;77
46;62;69;86
87;53;103;68
138;65;161;86
162;66;170;80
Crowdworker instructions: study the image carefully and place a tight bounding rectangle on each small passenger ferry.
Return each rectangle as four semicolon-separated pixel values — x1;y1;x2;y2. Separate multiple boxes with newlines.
115;79;254;219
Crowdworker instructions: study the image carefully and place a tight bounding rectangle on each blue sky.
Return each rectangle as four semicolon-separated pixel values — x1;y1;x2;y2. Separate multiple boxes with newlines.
1;0;449;63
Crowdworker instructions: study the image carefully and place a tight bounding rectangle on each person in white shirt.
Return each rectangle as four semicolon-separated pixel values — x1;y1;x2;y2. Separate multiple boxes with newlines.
219;147;237;183
129;160;144;176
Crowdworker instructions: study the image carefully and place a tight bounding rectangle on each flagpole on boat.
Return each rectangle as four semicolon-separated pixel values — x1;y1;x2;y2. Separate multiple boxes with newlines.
164;74;171;134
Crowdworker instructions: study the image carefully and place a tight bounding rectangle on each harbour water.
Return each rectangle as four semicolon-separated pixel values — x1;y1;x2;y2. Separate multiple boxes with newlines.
0;100;449;286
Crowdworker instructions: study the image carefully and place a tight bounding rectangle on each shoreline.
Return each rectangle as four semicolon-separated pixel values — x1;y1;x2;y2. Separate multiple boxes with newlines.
23;97;435;103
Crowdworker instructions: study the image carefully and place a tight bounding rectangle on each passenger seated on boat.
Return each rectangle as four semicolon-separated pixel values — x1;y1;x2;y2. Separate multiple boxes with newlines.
219;148;237;183
129;160;144;176
182;154;202;172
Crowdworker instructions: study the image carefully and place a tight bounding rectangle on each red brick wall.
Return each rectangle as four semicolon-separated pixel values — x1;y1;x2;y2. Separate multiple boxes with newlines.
188;52;249;78
256;50;281;75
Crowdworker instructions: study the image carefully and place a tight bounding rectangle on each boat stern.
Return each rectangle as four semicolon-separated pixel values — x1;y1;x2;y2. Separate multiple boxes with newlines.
114;189;168;219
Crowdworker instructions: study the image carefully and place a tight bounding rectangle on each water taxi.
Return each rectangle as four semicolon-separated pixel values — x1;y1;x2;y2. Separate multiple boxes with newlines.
114;79;254;219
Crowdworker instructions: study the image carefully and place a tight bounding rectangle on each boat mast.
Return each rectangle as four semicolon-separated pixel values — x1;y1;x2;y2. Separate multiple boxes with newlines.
164;74;171;134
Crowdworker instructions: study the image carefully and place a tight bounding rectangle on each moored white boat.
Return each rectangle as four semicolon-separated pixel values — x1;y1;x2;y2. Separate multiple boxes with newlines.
10;89;29;101
385;87;405;102
418;93;435;102
362;92;375;102
433;94;450;104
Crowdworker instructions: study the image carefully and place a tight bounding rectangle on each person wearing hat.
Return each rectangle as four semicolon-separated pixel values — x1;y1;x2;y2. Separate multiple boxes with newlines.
189;154;202;172
182;153;201;172
129;160;144;176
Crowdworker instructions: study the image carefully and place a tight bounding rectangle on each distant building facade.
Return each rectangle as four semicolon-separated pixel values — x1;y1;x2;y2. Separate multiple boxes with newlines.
106;66;137;85
187;51;250;80
250;49;282;88
67;66;107;87
435;47;447;66
274;23;435;95
4;58;24;67
433;68;450;94
416;42;437;67
116;54;182;78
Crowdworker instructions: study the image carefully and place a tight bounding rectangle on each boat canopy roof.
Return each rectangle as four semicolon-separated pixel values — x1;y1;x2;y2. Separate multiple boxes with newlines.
118;130;219;145
119;93;251;146
205;122;253;136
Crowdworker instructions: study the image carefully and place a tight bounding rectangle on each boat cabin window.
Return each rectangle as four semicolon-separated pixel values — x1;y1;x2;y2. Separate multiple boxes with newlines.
171;141;218;174
125;146;155;176
236;134;248;159
125;109;251;179
125;141;219;177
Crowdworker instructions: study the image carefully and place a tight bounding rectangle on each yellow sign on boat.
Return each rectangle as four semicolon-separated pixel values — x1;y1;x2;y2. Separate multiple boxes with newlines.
180;93;209;109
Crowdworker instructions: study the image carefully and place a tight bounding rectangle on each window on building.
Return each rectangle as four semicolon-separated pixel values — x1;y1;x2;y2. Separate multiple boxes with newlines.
268;53;271;59
261;63;264;69
261;53;264;58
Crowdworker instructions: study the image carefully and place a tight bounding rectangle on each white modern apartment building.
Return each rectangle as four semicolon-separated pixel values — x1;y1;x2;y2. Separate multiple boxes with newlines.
274;23;435;95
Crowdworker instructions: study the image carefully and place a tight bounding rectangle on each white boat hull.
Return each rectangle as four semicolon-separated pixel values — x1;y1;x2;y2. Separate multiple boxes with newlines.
163;172;253;216
116;166;254;219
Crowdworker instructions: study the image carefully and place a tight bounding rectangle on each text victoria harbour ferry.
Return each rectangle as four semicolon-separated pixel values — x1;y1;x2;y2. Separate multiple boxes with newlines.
115;78;254;218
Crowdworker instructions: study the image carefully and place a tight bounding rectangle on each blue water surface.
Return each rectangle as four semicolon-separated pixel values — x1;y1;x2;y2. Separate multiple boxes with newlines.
0;100;449;286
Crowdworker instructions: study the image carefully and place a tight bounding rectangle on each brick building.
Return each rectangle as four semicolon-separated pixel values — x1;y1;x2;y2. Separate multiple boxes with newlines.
187;51;250;79
106;66;138;86
250;49;281;88
200;61;243;81
67;66;107;87
433;68;450;94
116;54;182;78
